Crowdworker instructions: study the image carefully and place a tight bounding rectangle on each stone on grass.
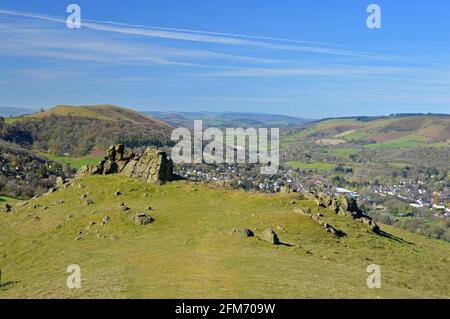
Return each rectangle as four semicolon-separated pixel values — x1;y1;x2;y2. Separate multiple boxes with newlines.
230;228;254;238
131;212;154;225
260;229;280;245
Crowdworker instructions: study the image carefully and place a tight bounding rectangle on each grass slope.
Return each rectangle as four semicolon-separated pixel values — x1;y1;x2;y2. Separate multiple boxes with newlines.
0;176;449;298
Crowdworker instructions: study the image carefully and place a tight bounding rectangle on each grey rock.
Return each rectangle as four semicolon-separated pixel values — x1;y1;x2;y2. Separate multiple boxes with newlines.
131;212;154;225
260;229;280;245
231;228;254;238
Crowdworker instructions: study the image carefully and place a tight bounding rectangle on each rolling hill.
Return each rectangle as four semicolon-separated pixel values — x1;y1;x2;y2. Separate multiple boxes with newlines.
3;105;174;157
0;174;449;298
146;111;310;128
282;114;450;168
293;114;450;147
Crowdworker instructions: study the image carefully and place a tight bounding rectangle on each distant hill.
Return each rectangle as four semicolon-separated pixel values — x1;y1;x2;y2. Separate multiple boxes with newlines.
0;107;38;118
3;105;174;157
282;114;450;169
146;111;310;128
288;114;450;148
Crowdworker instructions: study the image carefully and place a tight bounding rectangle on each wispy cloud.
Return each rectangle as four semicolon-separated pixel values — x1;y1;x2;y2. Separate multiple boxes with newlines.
0;8;414;61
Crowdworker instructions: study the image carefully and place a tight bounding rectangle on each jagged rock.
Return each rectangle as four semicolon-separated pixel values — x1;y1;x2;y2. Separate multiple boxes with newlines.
131;212;154;225
260;229;280;245
231;228;254;238
361;217;380;233
55;176;65;188
75;144;174;185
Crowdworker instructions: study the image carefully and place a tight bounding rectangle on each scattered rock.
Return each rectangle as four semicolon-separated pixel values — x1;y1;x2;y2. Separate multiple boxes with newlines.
74;236;83;241
114;191;122;197
102;216;111;224
230;228;254;238
34;216;41;222
260;229;280;245
85;199;94;206
109;234;118;241
131;212;154;225
55;199;65;205
2;203;12;213
119;203;130;211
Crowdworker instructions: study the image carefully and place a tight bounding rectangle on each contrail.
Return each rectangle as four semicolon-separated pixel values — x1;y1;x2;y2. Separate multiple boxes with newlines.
0;7;413;61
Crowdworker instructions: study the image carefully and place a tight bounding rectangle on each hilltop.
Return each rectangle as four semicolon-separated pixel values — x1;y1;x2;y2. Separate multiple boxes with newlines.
0;172;448;298
2;105;174;157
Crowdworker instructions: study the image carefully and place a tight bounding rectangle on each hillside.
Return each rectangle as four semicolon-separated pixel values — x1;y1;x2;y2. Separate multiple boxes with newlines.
0;175;449;298
291;114;450;147
282;114;450;168
4;105;174;157
146;111;309;128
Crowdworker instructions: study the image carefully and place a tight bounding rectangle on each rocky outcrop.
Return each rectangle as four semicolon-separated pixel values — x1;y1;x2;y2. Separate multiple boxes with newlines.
313;193;380;233
76;144;174;185
294;207;345;237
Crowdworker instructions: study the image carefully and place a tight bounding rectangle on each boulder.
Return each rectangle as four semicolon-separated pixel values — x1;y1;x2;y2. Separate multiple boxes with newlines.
131;212;154;225
260;229;280;245
231;228;254;238
2;203;12;213
55;176;65;188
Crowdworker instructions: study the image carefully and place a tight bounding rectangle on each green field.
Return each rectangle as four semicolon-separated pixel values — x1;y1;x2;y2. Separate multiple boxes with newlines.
332;147;359;159
1;175;448;298
366;135;428;149
0;196;17;203
285;161;336;171
40;153;102;169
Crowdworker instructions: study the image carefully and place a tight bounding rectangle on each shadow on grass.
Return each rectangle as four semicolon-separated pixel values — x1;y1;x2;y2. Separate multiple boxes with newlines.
377;230;413;245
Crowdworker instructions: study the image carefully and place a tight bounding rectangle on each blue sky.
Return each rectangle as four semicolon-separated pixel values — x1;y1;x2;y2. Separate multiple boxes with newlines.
0;0;449;118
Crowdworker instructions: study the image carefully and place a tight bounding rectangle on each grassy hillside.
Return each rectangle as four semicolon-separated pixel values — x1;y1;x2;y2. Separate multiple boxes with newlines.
1;175;448;298
288;115;450;148
282;114;450;169
3;105;174;157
